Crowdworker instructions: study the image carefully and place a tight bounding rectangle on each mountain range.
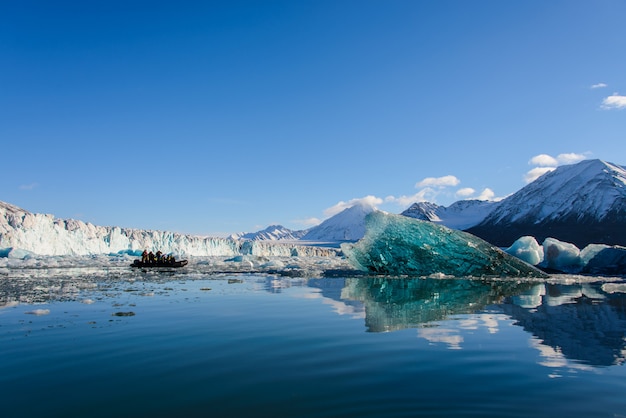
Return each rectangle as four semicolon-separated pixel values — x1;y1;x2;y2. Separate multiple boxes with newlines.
230;203;374;243
230;225;307;241
240;159;626;248
401;199;497;230
2;159;625;252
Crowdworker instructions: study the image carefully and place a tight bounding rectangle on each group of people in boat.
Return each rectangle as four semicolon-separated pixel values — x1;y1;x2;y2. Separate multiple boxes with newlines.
141;250;176;264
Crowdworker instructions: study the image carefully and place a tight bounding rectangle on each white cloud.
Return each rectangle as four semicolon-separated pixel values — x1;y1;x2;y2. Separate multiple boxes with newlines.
555;153;586;165
324;195;383;217
416;175;460;188
529;154;558;167
476;188;495;201
591;83;608;89
385;189;432;207
455;187;475;198
525;167;555;183
525;153;588;183
602;93;626;110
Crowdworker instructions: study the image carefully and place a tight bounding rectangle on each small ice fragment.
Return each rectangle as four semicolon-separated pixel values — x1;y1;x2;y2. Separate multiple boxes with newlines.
25;309;50;316
601;283;626;294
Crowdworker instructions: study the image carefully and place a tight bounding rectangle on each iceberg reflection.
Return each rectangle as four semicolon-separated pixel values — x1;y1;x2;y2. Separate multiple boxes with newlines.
501;283;626;367
340;277;530;332
333;277;626;367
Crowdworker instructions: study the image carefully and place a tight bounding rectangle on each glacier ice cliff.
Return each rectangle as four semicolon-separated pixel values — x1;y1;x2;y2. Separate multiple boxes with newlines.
0;201;339;259
341;211;548;278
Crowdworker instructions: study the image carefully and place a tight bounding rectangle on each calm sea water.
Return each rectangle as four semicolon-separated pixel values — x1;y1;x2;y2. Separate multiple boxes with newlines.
1;270;626;418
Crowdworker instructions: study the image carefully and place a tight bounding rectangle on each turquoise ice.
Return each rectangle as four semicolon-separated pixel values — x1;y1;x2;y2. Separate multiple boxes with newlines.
342;211;548;278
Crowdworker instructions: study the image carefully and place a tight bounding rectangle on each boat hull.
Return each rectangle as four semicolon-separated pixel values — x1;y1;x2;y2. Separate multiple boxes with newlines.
131;259;188;268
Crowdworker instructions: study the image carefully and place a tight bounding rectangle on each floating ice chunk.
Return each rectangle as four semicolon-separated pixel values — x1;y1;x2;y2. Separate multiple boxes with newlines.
261;260;286;269
579;244;611;266
341;211;547;278
25;309;50;315
506;236;544;266
581;245;626;275
0;247;35;260
505;237;626;275
111;249;143;257
540;238;582;273
225;255;245;262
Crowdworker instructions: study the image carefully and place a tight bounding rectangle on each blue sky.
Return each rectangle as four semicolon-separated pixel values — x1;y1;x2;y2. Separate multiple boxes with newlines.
2;0;625;236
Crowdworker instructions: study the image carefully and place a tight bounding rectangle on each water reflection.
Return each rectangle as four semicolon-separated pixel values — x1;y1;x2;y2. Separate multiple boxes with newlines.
2;270;626;368
502;283;626;367
340;277;530;332
316;277;626;367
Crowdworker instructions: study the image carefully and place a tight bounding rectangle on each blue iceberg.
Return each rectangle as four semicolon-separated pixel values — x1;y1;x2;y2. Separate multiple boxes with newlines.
341;211;548;278
506;236;626;275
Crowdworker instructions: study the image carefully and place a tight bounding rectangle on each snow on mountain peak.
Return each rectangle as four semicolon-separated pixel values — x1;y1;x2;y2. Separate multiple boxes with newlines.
234;225;306;241
402;200;497;230
466;159;626;247
487;159;626;224
301;203;375;242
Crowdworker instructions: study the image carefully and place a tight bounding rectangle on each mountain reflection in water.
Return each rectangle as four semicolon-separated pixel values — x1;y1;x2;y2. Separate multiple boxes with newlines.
311;277;626;367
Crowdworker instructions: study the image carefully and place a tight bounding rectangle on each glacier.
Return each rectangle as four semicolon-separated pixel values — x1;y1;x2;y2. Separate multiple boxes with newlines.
0;201;339;259
341;211;548;278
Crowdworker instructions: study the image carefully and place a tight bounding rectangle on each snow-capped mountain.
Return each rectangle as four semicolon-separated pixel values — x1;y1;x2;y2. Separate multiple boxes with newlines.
466;159;626;247
401;199;498;230
4;159;625;255
400;201;440;222
300;203;375;242
231;224;306;241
